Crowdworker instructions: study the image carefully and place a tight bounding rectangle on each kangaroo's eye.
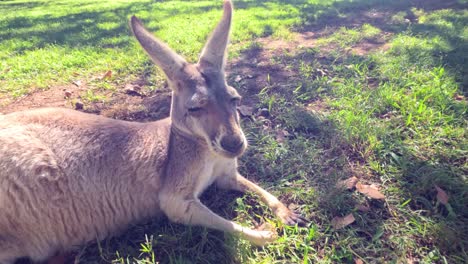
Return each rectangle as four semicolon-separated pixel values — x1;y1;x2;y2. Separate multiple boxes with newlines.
188;107;203;113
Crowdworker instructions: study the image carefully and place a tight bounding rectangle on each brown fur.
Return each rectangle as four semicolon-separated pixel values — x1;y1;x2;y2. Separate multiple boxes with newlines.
0;1;304;263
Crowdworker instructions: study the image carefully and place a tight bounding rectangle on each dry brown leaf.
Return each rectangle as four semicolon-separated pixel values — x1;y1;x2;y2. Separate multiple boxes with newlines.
336;176;359;190
276;132;286;143
331;213;355;230
356;204;370;213
124;84;142;96
275;129;290;143
356;182;385;200
435;185;449;205
72;80;82;87
64;90;72;98
454;94;465;101
355;259;364;264
102;70;112;79
237;105;254;117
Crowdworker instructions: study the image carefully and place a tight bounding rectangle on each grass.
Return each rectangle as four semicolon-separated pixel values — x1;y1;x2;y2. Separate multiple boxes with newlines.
316;24;382;47
0;0;301;98
1;0;468;263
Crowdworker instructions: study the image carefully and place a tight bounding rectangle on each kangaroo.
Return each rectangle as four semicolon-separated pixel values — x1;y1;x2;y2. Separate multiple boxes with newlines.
0;1;305;263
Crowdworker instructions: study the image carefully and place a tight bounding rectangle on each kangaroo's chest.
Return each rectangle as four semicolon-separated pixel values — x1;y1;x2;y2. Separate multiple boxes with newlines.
193;163;216;197
193;156;236;198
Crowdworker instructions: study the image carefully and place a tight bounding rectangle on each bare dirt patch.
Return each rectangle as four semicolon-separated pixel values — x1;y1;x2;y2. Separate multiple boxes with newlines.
350;39;392;56
228;30;390;107
0;85;83;114
96;90;171;122
258;31;317;51
0;82;171;122
306;99;330;113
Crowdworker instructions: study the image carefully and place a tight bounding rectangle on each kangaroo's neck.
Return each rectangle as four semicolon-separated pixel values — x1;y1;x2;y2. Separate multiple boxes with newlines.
169;124;209;154
164;121;229;198
135;118;210;167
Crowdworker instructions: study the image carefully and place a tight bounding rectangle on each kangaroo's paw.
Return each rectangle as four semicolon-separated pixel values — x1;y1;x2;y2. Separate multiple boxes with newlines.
244;229;277;246
275;205;308;226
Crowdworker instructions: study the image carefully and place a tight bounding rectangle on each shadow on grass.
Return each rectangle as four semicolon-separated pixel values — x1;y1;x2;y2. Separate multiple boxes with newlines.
0;1;221;52
227;32;467;261
0;0;288;54
395;153;467;255
293;0;468;93
232;45;394;261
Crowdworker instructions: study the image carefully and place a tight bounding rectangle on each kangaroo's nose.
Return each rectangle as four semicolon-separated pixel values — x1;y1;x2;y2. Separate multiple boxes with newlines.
220;137;244;154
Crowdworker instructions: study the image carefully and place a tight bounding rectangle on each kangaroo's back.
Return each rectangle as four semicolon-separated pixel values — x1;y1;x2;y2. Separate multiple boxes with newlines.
0;108;171;261
1;108;171;183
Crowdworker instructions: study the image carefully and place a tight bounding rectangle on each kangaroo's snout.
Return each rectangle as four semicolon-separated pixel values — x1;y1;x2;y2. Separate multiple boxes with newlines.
220;136;245;155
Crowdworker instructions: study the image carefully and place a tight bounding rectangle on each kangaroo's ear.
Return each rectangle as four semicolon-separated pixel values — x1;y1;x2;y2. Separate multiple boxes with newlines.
130;16;187;80
198;0;233;72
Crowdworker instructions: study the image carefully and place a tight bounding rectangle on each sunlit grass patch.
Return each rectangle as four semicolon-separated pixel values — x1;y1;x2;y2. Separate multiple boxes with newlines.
316;24;382;48
1;0;467;263
0;0;307;97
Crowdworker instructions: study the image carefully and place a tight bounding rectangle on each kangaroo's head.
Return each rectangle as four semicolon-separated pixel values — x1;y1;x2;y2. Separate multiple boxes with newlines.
130;0;246;158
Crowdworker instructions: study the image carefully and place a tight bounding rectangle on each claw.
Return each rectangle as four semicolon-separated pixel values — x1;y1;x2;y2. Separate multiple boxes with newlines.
292;211;308;225
275;206;309;226
293;215;308;226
